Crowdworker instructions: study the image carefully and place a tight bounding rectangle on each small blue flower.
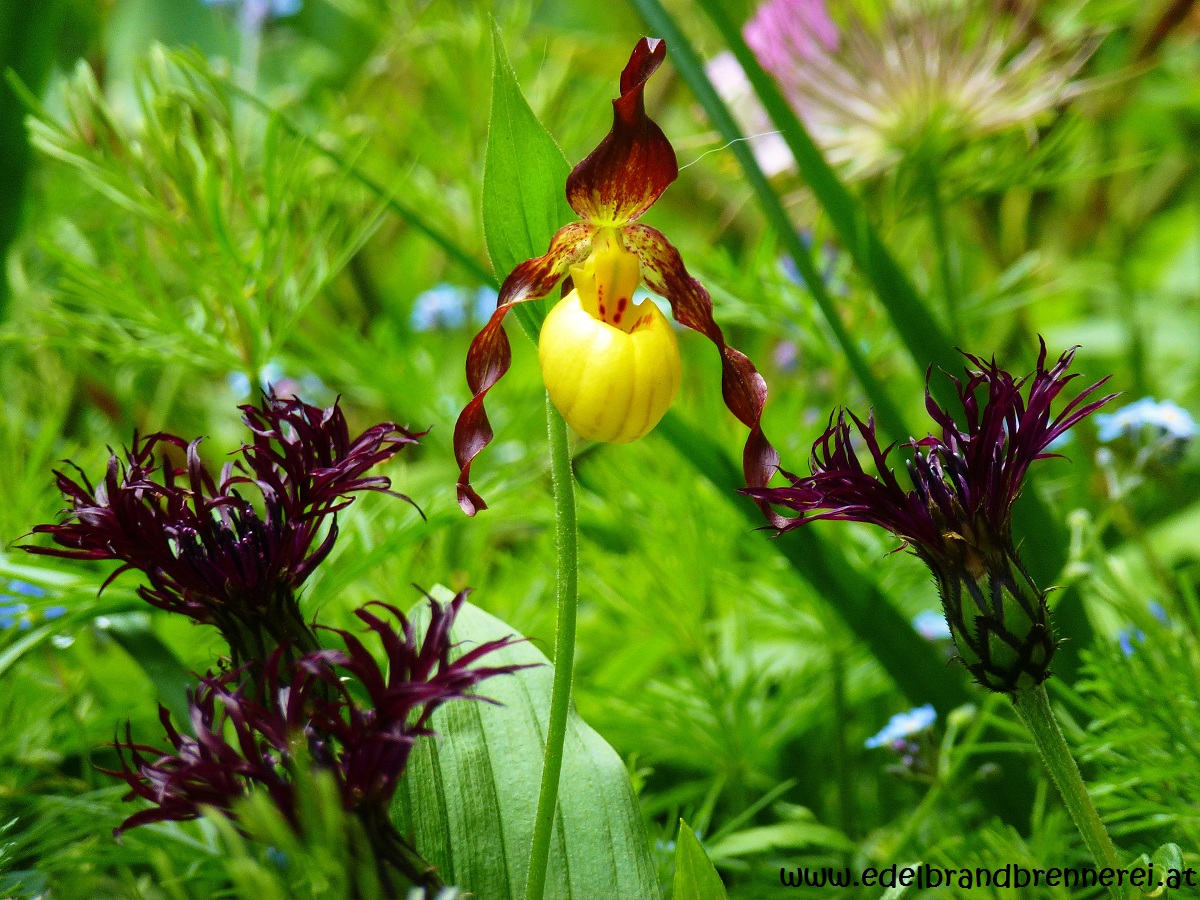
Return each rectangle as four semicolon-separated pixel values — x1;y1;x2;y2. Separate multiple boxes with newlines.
472;286;500;324
772;339;800;372
779;242;842;294
865;704;936;749
1095;398;1197;445
265;846;288;868
203;0;301;17
43;605;68;620
1147;600;1169;625
1046;429;1074;451
0;602;30;630
411;283;470;331
227;370;252;398
227;360;323;401
912;610;951;641
409;283;499;330
1118;627;1145;658
8;580;46;598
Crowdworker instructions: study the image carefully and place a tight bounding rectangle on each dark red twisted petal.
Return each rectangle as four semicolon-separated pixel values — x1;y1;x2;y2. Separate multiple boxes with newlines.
565;38;678;225
454;222;595;515
623;223;783;526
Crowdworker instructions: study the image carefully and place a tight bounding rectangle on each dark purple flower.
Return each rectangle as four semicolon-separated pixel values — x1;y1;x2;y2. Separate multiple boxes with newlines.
24;395;423;664
747;342;1115;693
303;590;528;809
108;591;525;889
105;656;310;835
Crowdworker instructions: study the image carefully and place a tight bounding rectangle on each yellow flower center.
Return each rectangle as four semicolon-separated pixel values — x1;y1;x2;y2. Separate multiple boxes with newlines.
538;229;681;443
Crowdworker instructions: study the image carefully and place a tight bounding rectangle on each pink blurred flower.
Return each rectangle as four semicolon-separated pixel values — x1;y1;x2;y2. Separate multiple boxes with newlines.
744;0;839;76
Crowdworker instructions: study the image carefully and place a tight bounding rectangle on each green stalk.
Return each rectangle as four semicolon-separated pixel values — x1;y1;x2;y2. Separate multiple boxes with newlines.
524;393;579;900
630;0;912;443
922;159;962;343
1012;685;1126;900
829;644;853;835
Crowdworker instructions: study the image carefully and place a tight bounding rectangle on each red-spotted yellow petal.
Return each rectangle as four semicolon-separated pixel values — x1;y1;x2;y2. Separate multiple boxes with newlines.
539;289;681;444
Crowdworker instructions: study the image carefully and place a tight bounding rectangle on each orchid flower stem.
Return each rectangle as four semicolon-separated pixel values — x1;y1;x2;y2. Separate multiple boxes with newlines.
923;160;962;343
1012;684;1126;900
525;392;579;900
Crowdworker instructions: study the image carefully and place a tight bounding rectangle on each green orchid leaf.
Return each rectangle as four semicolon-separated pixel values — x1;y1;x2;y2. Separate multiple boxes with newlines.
393;587;661;900
482;19;575;337
671;821;728;900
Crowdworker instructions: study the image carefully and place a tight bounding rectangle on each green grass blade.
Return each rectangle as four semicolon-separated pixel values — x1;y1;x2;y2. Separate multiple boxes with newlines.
212;62;498;289
655;410;969;713
0;625;53;680
105;614;194;731
689;0;962;396
629;0;910;442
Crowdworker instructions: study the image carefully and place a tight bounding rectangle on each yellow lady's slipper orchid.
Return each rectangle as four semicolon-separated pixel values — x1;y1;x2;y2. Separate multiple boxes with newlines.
454;38;778;518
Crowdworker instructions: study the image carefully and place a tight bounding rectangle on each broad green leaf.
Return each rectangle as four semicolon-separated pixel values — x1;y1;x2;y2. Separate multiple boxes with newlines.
706;820;854;861
671;821;728;900
393;588;661;900
482;19;574;277
0;625;52;680
482;19;576;338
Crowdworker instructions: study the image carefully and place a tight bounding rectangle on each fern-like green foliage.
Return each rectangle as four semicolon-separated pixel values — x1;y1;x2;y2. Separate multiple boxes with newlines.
1075;592;1200;851
15;47;379;380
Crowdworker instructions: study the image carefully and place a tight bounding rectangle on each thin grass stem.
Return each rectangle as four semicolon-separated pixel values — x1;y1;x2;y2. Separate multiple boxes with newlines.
922;160;962;343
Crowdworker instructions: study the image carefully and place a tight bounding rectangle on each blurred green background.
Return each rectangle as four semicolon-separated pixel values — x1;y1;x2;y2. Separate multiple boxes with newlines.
1;0;1199;896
